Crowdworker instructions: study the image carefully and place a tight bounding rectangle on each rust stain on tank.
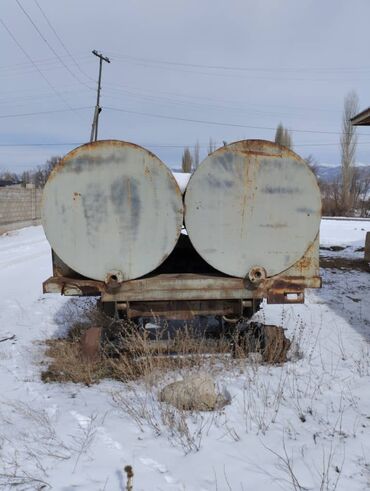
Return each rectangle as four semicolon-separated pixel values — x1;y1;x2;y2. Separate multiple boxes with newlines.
223;139;304;162
45;140;164;184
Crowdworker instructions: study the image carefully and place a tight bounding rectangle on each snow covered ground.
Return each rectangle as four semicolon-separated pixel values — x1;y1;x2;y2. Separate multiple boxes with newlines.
0;220;369;490
172;172;191;193
320;219;369;258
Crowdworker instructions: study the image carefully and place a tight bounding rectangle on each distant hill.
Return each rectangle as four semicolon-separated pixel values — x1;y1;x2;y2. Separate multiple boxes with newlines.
172;165;370;183
315;165;370;183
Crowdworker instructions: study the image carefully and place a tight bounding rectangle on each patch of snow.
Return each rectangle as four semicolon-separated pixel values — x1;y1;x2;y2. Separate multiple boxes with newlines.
0;223;369;490
172;172;191;193
320;218;370;257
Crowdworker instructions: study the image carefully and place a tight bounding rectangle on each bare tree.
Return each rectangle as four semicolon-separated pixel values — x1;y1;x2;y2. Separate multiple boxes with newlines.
193;141;200;168
0;155;62;189
32;156;62;188
275;123;284;145
275;123;292;149
0;171;19;184
305;154;319;178
21;170;31;187
340;90;359;213
320;178;344;216
208;138;216;154
181;147;193;173
350;166;370;217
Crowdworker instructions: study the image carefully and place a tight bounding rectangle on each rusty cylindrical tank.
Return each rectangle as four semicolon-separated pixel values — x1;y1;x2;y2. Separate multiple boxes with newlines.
42;140;183;281
184;140;321;279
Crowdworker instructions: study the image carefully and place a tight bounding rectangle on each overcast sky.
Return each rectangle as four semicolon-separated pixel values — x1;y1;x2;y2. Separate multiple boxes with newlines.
1;0;370;173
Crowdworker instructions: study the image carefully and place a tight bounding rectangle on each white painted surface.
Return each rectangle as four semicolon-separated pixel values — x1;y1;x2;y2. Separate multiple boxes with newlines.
185;140;321;278
42;141;183;281
0;222;369;490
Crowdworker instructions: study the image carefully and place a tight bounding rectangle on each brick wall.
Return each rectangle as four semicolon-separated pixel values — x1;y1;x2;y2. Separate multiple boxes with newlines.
0;186;43;233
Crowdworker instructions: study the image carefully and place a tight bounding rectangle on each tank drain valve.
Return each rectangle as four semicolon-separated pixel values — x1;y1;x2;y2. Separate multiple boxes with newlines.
105;270;124;290
247;266;266;286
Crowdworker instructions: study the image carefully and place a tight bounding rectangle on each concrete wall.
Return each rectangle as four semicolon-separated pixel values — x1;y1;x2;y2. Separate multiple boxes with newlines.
0;186;43;234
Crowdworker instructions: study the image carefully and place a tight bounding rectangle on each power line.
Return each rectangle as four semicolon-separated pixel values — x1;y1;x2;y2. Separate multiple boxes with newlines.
33;0;95;83
0;88;90;108
103;82;342;118
1;141;370;148
0;55;89;74
104;106;369;137
0;16;81;115
0;141;214;148
107;52;370;82
0;85;91;104
107;51;370;74
15;0;92;90
0;100;364;139
0;97;366;140
102;86;339;123
0;106;92;119
0;52;349;117
0;53;92;76
0;58;342;116
0;142;83;147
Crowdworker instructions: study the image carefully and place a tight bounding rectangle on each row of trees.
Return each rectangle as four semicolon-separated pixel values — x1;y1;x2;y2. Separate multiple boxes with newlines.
181;92;369;217
181;138;218;172
0;156;61;188
273;91;369;216
2;90;369;216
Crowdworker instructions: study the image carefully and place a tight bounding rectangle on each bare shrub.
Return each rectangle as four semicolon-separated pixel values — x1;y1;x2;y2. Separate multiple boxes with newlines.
260;434;343;491
0;402;70;490
242;363;288;434
41;300;300;455
0;470;51;490
353;345;370;377
317;442;344;491
0;401;111;489
263;436;306;491
2;401;71;462
70;413;99;473
55;298;112;337
112;383;214;454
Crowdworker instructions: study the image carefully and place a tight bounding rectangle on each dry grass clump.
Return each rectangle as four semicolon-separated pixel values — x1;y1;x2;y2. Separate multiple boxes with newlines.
41;300;234;386
41;338;111;385
42;299;291;386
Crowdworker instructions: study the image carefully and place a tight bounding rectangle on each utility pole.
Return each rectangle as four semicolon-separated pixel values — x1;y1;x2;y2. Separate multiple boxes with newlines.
90;50;110;142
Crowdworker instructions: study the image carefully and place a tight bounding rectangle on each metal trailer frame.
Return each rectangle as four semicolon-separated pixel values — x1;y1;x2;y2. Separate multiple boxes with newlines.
42;139;322;322
43;233;321;321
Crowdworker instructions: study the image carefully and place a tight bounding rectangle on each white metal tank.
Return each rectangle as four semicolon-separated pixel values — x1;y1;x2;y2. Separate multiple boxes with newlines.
42;140;183;282
184;140;321;279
